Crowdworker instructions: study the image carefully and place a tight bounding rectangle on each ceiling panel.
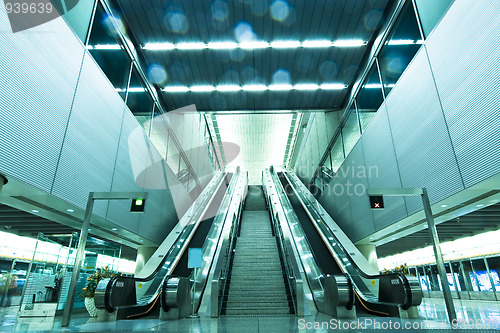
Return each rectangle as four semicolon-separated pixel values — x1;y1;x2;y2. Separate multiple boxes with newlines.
114;0;395;112
377;203;500;258
215;113;293;184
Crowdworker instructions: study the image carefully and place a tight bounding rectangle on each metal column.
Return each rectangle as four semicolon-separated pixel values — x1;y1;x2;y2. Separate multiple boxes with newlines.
421;188;456;322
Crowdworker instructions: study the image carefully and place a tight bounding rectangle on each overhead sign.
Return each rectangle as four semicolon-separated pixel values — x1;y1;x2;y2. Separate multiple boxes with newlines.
188;248;203;269
369;195;384;209
131;198;146;212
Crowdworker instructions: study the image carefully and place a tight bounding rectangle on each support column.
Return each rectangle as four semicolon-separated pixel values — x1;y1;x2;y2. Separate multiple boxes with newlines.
135;247;157;275
356;243;379;272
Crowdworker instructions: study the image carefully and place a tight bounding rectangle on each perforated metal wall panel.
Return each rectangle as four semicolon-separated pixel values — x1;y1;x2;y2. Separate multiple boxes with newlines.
346;144;375;240
0;13;84;191
386;48;464;215
425;0;500;188
106;113;142;234
51;54;124;217
360;104;408;230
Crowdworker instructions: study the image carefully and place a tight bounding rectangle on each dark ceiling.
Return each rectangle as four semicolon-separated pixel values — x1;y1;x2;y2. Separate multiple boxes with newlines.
377;203;500;258
112;0;396;111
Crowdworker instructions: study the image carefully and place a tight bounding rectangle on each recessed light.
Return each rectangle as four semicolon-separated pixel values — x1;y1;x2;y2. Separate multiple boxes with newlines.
370;237;374;240
32;209;39;213
440;204;448;208
67;209;74;213
111;228;117;231
476;204;484;207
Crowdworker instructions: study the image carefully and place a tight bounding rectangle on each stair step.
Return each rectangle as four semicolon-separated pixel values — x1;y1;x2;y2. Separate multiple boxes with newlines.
225;308;291;315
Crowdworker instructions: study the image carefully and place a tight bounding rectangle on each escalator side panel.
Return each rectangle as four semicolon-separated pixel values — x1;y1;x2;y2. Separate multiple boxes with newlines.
278;173;342;276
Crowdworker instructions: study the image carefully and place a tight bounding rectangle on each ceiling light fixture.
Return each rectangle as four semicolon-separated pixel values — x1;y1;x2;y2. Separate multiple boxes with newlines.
143;42;175;50
190;85;215;92
144;39;366;51
216;85;242;92
320;83;346;90
269;84;294;91
270;40;301;48
163;86;190;92
93;44;122;50
32;209;39;213
176;42;206;50
239;41;269;49
302;40;332;48
207;41;238;49
127;87;145;92
387;39;416;45
242;84;268;91
333;39;366;47
294;83;319;91
67;209;74;213
163;82;347;93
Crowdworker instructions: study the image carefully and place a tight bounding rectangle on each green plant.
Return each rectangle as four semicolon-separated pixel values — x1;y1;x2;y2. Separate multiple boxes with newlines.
79;266;115;299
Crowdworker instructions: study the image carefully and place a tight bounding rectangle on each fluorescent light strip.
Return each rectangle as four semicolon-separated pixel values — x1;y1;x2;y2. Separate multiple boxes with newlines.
163;83;346;93
216;85;242;92
270;41;301;49
93;44;122;50
269;84;294;91
387;39;417;45
190;85;215;92
294;83;319;90
144;39;367;51
242;84;268;91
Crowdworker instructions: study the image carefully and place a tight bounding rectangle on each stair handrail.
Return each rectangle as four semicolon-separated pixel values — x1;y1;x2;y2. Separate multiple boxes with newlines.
283;170;422;310
263;170;305;316
209;172;248;317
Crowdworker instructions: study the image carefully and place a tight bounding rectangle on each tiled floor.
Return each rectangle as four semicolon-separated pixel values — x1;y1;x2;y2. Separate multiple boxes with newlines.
2;298;500;332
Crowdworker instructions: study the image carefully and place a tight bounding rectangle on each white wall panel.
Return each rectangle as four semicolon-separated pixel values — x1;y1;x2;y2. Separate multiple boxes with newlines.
106;112;142;234
425;0;500;188
360;104;408;229
0;13;84;191
51;55;124;216
386;48;464;215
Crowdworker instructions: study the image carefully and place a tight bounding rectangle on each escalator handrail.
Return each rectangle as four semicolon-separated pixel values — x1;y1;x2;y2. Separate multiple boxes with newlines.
282;170;416;308
270;170;327;292
99;172;228;311
262;181;304;316
210;175;247;316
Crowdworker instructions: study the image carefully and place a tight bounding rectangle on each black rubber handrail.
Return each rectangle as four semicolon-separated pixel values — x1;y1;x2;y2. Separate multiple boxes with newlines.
282;171;414;308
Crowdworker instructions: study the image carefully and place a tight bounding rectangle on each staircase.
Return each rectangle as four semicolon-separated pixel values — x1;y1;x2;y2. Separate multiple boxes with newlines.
223;186;292;315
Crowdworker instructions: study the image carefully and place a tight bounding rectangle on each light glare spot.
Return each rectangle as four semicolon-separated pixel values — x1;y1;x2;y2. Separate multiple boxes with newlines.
270;0;290;22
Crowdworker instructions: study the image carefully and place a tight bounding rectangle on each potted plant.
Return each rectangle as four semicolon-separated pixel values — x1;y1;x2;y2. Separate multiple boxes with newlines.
79;266;115;317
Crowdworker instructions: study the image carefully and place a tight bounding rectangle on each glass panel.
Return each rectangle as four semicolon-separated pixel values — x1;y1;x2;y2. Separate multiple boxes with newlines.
356;64;383;132
61;0;96;43
87;3;131;100
417;266;430;291
471;258;492;292
330;135;344;173
461;260;476;292
486;257;500;291
427;264;442;291
414;0;453;38
378;0;423;97
166;137;180;175
341;105;360;157
127;67;154;131
450;261;466;292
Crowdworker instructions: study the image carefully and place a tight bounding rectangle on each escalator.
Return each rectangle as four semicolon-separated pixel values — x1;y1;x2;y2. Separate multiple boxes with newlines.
222;186;293;315
271;169;422;318
95;171;238;319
